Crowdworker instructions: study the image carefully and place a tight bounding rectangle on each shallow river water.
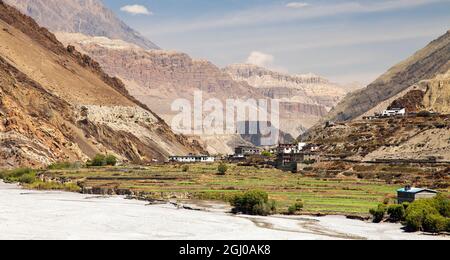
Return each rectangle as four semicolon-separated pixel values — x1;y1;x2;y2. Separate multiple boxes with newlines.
0;181;447;240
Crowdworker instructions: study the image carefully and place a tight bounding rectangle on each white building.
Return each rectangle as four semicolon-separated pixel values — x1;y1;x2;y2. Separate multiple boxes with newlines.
169;155;215;163
381;108;406;117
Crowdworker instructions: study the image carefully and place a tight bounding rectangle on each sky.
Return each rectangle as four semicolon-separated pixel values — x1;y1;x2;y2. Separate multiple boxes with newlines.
103;0;450;85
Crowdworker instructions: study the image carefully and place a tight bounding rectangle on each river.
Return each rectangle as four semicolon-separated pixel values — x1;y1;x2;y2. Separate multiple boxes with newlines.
0;181;446;240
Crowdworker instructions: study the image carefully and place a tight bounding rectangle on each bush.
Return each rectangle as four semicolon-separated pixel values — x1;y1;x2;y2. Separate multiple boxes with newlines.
105;155;117;166
369;204;387;223
27;181;81;192
48;162;79;170
182;165;190;172
417;111;432;117
88;154;117;167
423;214;448;234
404;199;440;232
433;194;450;218
288;200;304;215
387;204;405;222
89;154;106;167
217;163;228;175
0;168;36;184
231;190;276;216
261;151;272;157
447;219;450;232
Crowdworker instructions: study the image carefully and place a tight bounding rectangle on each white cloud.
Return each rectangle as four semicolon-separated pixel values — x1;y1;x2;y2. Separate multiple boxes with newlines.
286;2;310;9
120;5;152;16
246;51;274;68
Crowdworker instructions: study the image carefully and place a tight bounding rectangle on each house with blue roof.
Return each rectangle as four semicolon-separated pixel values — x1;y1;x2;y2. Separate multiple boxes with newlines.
397;186;438;204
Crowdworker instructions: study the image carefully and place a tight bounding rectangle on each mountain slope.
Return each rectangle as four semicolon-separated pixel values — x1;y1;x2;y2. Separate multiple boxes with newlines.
3;0;159;49
324;30;450;122
224;64;348;136
54;33;268;154
0;1;200;168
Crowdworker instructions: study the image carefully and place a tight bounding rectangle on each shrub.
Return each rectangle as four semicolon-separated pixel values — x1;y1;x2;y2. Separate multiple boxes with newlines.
0;168;36;184
387;204;405;222
48;162;78;170
182;165;190;172
231;190;276;216
404;199;440;232
261;151;272;157
423;214;448;234
217;163;228;175
27;181;81;192
288;200;304;215
88;154;117;167
433;194;450;218
89;154;107;167
417;111;432;117
447;219;450;232
18;173;37;184
105;155;117;166
369;204;387;223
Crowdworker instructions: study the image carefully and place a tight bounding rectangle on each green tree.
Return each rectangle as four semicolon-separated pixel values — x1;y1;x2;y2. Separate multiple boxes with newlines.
89;154;107;167
105;155;117;166
288;200;304;215
217;163;228;175
423;214;447;234
387;204;405;222
231;190;276;216
369;204;387;223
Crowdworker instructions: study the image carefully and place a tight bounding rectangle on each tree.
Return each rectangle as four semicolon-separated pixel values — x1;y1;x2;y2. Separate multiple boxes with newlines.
217;163;228;175
231;190;276;216
369;204;387;223
105;155;117;166
89;154;106;166
288;200;304;215
182;165;190;172
387;204;405;222
423;214;447;233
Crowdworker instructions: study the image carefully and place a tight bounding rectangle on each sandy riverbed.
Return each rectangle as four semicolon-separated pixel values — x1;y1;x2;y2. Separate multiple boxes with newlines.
0;181;447;240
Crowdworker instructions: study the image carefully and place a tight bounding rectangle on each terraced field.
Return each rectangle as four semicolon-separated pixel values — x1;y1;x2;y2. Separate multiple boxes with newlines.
40;163;416;216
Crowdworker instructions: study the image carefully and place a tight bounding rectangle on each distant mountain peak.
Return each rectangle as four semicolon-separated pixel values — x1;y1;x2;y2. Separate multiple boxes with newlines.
3;0;159;49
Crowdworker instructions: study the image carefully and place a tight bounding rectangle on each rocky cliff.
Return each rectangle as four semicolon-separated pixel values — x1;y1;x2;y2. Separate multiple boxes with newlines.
0;1;201;168
55;33;274;154
422;70;450;114
224;64;348;136
324;30;450;122
3;0;159;49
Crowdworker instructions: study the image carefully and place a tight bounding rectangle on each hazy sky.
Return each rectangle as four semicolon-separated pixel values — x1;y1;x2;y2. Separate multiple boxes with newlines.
103;0;450;85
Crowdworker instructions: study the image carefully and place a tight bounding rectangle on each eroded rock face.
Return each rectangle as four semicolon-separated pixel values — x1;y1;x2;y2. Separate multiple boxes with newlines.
0;2;202;168
3;0;159;49
224;64;348;137
422;70;450;114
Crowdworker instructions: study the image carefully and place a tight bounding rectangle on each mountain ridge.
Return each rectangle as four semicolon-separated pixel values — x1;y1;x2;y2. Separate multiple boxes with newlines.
3;0;159;49
324;30;450;122
0;1;201;168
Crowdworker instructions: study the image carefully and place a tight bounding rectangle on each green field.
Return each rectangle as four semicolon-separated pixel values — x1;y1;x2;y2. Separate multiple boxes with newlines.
34;163;413;216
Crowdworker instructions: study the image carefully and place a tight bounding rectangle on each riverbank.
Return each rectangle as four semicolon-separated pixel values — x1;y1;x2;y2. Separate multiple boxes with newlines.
0;181;447;240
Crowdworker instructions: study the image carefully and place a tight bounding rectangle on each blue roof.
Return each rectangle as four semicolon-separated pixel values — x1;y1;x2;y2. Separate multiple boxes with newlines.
397;188;437;193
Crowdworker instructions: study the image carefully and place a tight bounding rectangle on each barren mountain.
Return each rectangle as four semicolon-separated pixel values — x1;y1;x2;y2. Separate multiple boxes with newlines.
0;2;201;168
55;33;273;154
3;0;159;49
224;64;348;136
324;30;450;122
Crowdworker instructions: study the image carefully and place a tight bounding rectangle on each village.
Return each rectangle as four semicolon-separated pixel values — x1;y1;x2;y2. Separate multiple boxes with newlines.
167;105;449;210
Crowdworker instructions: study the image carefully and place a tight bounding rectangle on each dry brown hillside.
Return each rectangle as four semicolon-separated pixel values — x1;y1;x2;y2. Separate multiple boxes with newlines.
0;1;202;168
324;30;450;122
